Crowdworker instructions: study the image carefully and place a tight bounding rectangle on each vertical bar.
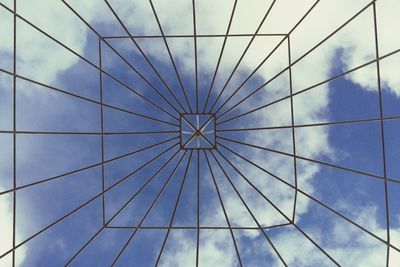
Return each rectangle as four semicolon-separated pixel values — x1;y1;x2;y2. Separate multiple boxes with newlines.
154;151;193;266
98;37;106;226
287;35;298;223
213;114;217;149
180;113;183;149
12;0;17;265
202;0;238;113
148;0;193;113
204;151;243;266
196;150;200;267
196;115;200;148
372;3;390;266
110;150;187;266
192;0;198;113
209;150;287;266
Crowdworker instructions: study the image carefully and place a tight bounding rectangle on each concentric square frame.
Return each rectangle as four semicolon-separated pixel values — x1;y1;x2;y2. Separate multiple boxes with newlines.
98;33;295;231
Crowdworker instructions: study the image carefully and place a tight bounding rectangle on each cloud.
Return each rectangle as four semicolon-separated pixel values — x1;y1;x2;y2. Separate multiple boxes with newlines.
159;230;237;267
272;205;400;266
0;191;26;267
340;0;400;96
0;1;79;84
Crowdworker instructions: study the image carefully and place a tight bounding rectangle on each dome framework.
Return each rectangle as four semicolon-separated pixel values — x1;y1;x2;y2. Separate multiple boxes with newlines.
0;0;399;266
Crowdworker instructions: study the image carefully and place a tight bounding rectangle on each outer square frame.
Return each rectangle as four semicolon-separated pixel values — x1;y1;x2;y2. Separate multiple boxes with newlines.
98;34;295;230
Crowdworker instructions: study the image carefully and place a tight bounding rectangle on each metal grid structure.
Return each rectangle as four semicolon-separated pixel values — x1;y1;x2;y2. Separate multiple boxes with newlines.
0;0;400;266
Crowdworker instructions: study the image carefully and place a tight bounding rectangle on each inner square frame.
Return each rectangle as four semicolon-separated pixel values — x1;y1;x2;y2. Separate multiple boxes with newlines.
179;113;217;150
99;33;296;230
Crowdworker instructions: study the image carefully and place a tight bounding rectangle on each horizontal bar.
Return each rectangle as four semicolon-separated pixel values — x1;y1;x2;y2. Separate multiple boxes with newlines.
0;130;180;135
216;116;400;132
102;33;287;39
105;223;292;230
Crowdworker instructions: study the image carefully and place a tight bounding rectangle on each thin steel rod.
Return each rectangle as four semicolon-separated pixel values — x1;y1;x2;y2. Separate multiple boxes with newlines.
154;151;193;266
0;142;180;260
99;37;106;226
65;146;183;266
216;1;376;122
106;150;184;227
0;130;180;135
105;224;292;230
196;150;200;267
0;136;179;196
0;68;179;127
217;47;400;125
61;0;182;116
110;151;188;266
107;221;337;265
149;0;193;112
216;116;400;132
217;136;400;184
64;227;104;267
207;0;277;113
290;223;339;267
61;0;183;116
212;35;288;116
215;148;339;265
0;3;179;124
62;0;182;119
372;3;390;265
202;0;238;112
208;150;288;266
213;0;321;116
100;40;182;116
12;0;17;265
204;151;243;267
192;0;198;112
100;0;188;113
102;33;288;39
287;35;299;223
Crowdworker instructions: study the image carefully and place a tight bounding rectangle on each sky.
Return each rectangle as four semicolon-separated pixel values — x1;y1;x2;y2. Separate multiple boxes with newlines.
0;0;400;266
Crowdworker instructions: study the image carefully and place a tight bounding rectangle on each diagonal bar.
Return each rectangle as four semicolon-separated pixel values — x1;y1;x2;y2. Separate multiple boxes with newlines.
216;1;376;122
101;0;188;113
203;151;243;267
202;0;238;112
154;150;194;266
207;0;277;113
149;0;193;112
0;3;179;124
110;151;188;266
208;150;288;266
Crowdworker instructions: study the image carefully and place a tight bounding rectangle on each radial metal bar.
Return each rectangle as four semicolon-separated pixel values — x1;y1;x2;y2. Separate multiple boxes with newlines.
110;151;188;266
154;151;194;266
209;150;288;266
204;151;243;267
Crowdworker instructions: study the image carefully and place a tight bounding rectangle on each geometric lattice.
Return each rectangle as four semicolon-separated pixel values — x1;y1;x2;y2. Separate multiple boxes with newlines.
1;0;400;266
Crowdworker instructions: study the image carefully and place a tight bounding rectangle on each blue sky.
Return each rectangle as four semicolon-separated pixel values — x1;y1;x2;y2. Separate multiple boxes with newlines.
0;0;400;266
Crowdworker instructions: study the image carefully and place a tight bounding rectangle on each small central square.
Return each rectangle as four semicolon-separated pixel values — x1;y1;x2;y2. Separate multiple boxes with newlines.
180;113;216;150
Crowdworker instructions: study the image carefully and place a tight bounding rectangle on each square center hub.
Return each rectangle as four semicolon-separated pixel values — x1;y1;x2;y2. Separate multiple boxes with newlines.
180;113;216;149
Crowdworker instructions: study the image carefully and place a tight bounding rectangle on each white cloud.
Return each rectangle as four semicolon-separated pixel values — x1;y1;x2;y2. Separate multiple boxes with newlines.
0;192;26;267
0;1;80;84
269;204;400;266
